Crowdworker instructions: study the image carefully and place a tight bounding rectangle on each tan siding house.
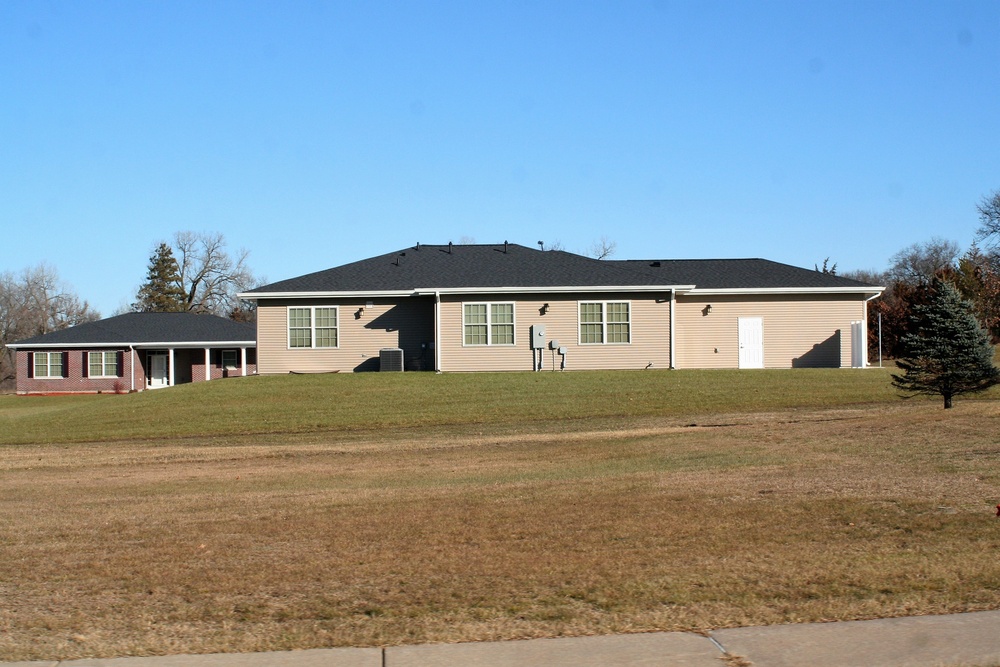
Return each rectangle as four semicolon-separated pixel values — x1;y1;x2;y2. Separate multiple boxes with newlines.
241;243;883;373
437;293;671;372
674;294;868;369
257;298;434;374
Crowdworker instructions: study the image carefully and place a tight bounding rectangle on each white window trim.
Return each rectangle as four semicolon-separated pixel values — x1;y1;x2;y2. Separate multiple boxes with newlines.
34;351;63;378
462;302;516;347
287;306;340;350
88;351;118;378
578;300;632;345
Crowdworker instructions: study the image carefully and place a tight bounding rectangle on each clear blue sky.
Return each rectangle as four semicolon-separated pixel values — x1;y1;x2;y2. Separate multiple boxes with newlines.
3;1;999;316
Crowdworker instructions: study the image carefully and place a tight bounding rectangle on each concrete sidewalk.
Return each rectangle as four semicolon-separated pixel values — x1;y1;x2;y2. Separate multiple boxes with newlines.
5;610;1000;667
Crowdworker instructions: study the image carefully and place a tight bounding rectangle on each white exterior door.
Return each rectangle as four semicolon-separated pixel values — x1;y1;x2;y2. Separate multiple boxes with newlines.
148;353;169;388
738;317;764;369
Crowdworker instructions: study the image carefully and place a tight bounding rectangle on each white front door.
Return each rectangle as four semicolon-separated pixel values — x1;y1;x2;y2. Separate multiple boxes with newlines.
738;317;764;369
148;353;169;388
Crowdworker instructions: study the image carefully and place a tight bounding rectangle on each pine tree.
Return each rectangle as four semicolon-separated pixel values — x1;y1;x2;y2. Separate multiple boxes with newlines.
892;278;999;408
134;243;188;313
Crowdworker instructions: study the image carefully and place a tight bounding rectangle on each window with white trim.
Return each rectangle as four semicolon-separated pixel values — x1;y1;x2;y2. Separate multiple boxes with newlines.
288;306;339;348
579;301;631;344
88;351;119;377
463;303;515;346
34;352;64;378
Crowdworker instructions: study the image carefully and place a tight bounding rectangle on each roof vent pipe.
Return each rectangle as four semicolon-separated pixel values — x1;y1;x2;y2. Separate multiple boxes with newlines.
448;241;453;253
504;240;508;253
416;242;420;251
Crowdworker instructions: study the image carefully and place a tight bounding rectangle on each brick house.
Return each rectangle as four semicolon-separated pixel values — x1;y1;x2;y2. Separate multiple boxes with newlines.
8;312;257;394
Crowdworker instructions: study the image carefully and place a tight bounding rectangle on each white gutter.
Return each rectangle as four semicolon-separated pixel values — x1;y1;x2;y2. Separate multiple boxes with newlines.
243;284;696;301
238;289;417;301
679;286;885;296
8;339;256;350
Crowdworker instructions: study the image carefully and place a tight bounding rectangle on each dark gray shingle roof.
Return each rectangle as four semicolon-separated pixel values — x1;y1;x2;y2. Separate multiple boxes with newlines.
613;259;880;290
248;243;682;293
247;243;881;295
11;312;256;347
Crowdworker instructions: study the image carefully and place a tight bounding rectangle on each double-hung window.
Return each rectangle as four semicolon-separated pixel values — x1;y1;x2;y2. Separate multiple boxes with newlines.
88;351;118;377
463;303;515;346
222;350;238;370
579;301;631;344
34;352;64;378
288;306;339;348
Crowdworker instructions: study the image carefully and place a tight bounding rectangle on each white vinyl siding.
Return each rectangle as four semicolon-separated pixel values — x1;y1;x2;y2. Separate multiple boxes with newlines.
288;306;339;349
463;302;515;346
88;351;118;377
579;301;630;345
34;352;63;378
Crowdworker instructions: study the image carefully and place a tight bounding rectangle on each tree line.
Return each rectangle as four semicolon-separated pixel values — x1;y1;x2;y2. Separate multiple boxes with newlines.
0;231;260;387
841;190;1000;361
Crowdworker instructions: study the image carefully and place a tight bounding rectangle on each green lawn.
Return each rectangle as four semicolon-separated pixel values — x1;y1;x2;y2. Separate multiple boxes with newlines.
0;368;911;445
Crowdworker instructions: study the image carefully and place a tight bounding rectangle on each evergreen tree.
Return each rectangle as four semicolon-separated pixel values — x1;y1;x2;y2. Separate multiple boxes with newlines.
134;243;187;312
892;279;999;408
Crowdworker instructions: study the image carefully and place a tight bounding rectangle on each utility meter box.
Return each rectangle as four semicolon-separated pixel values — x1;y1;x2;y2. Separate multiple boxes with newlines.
530;325;546;349
549;339;560;350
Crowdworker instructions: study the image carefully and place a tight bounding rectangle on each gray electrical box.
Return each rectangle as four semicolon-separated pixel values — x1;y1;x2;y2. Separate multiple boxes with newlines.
530;325;546;349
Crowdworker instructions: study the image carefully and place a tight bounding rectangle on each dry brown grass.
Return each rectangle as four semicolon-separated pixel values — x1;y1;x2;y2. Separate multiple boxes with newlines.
1;402;999;660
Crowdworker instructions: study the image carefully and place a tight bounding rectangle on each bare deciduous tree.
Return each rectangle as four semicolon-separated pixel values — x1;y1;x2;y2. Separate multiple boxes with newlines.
586;236;617;260
172;231;261;319
887;237;960;285
976;189;1000;247
0;264;99;386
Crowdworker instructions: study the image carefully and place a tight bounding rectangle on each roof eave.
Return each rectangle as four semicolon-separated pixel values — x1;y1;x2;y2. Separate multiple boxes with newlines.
679;286;886;296
243;285;697;300
239;290;417;301
8;340;256;350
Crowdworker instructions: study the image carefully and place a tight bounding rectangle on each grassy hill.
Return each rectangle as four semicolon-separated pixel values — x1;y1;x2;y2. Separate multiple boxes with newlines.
0;368;908;445
1;369;998;661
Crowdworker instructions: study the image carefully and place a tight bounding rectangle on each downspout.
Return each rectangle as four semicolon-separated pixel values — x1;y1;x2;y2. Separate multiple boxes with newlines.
434;291;442;372
129;345;135;392
669;289;676;369
864;293;881;369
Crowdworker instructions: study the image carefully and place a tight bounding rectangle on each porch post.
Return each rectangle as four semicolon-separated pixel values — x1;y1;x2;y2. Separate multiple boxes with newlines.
168;348;175;386
205;348;211;381
240;347;247;376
